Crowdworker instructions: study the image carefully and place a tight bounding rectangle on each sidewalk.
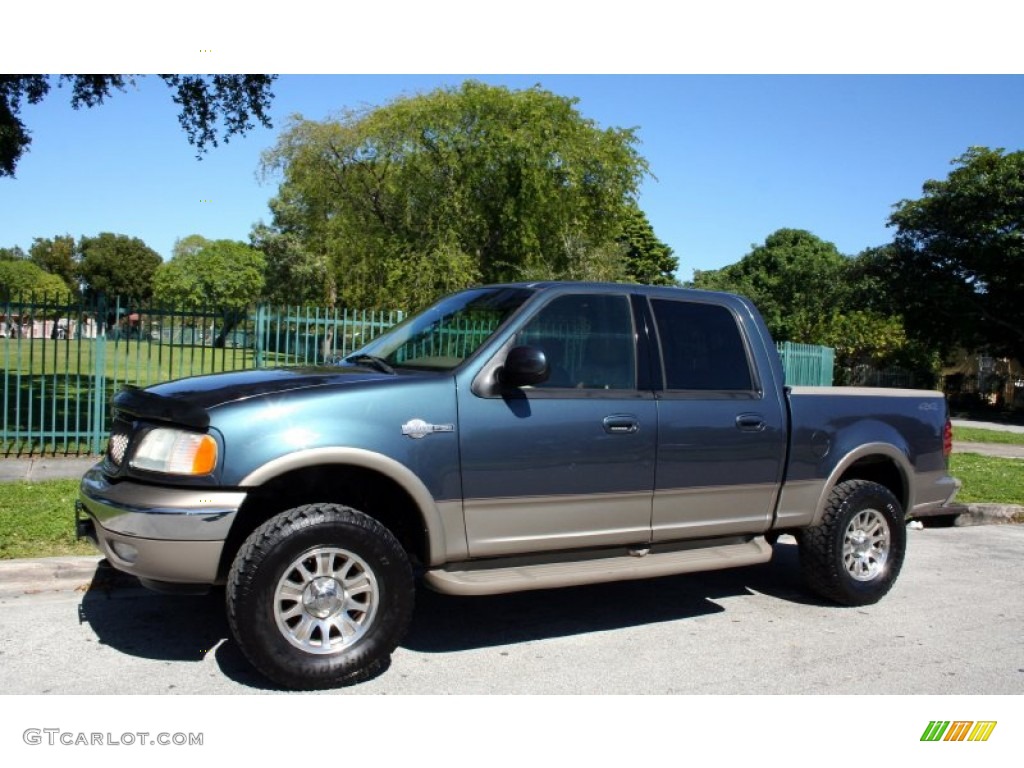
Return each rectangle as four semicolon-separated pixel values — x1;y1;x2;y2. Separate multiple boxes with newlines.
952;441;1024;459
0;456;98;483
951;418;1024;434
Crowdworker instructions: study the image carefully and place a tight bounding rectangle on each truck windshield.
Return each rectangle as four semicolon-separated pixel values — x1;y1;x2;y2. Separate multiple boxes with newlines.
346;287;535;371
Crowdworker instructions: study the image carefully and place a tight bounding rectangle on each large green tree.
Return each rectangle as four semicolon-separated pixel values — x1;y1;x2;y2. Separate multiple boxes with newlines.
261;80;649;310
617;204;678;285
691;228;850;342
78;232;162;300
154;236;266;311
28;235;77;291
884;146;1024;362
250;223;333;306
691;228;929;381
154;237;266;347
0;75;276;177
0;259;71;300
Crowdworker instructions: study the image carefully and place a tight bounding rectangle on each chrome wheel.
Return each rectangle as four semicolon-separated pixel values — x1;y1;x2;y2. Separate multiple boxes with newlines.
842;508;890;581
274;547;379;655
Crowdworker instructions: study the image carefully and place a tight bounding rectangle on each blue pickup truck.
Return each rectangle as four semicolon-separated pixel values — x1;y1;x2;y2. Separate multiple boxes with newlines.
77;282;960;688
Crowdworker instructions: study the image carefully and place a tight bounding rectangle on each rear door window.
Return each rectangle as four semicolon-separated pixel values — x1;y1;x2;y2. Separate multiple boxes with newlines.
650;299;755;391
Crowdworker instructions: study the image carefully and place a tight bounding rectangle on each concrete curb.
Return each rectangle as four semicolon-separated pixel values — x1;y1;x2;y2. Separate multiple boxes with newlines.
954;503;1024;527
1;503;1019;595
0;555;105;595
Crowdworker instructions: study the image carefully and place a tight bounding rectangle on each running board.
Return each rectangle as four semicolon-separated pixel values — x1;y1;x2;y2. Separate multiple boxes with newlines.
424;536;773;596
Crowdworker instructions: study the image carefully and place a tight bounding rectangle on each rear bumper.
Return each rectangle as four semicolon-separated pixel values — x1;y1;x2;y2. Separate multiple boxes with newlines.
77;465;246;586
910;474;962;519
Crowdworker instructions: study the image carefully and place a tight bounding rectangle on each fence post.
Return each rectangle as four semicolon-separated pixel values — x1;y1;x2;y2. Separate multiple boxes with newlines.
91;333;107;454
254;304;265;369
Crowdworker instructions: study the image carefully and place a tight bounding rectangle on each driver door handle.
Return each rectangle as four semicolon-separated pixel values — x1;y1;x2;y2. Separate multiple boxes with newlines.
603;415;640;434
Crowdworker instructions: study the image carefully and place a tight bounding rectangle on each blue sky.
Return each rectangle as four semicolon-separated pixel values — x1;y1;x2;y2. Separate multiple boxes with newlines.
2;74;1022;282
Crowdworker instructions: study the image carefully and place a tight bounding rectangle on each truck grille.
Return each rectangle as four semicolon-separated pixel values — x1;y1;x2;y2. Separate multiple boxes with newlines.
108;428;130;466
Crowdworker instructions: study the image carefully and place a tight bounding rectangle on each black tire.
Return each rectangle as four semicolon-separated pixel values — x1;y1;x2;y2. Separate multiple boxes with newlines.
226;503;414;689
797;479;906;606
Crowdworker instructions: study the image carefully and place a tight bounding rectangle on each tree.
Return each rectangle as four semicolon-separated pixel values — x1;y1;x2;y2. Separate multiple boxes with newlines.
261;80;649;310
0;75;276;177
885;146;1024;362
690;228;932;381
28;235;77;291
154;237;266;347
250;223;333;306
0;259;71;300
616;205;678;285
154;237;265;311
0;245;26;261
690;228;850;342
79;233;162;300
170;233;210;260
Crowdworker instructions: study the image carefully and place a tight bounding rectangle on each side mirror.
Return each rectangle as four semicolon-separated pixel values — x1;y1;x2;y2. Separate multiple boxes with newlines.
500;346;549;388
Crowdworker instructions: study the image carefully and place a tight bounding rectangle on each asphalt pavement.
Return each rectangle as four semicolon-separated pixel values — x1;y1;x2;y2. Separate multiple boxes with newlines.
3;525;1022;694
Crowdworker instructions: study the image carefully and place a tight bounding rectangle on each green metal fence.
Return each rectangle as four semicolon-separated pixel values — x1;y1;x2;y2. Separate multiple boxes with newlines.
3;293;835;456
777;341;835;387
2;294;402;456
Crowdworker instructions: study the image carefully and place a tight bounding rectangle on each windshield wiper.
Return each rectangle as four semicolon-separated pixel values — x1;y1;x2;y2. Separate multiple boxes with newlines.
345;354;396;375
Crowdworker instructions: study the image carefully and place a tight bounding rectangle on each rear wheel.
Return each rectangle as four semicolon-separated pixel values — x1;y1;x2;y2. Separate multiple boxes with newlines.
798;480;906;606
226;503;414;689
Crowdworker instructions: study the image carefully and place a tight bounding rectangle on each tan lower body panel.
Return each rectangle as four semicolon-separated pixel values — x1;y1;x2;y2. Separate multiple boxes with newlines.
424;536;772;596
652;483;778;540
92;521;224;585
463;490;652;558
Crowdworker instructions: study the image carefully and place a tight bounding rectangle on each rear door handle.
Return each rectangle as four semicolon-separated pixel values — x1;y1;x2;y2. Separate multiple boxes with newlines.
603;415;640;434
736;413;767;432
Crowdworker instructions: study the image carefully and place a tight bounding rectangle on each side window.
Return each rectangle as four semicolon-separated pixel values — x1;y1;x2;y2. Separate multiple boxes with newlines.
515;294;636;390
651;299;754;391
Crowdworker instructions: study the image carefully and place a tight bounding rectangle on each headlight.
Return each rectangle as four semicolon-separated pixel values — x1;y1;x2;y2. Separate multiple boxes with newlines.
130;428;218;475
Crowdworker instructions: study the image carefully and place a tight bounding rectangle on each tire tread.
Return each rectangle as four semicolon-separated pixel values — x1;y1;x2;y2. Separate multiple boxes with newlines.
798;479;906;607
226;503;414;690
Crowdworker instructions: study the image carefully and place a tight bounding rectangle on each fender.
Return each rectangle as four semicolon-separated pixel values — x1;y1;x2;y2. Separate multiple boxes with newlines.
239;447;460;566
810;441;913;527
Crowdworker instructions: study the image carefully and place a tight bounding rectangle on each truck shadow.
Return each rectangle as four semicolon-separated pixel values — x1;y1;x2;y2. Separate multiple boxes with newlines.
403;541;812;653
77;569;272;689
77;542;819;689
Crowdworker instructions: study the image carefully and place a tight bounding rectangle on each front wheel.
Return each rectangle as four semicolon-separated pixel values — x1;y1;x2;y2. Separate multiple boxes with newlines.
797;480;906;606
226;503;414;689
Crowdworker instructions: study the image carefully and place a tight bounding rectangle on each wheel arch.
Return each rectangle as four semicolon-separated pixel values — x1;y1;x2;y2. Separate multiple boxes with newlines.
216;448;457;582
811;443;912;527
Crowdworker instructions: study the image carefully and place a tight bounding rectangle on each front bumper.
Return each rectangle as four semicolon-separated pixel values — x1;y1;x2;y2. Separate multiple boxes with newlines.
77;465;247;587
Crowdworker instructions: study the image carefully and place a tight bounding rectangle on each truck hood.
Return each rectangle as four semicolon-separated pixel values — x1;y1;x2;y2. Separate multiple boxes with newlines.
142;366;411;412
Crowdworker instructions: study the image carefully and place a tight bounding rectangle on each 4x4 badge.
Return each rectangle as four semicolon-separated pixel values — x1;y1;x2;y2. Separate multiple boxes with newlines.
402;419;455;439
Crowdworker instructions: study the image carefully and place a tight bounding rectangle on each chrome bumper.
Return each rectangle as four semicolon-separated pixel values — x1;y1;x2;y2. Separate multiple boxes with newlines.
77;465;246;586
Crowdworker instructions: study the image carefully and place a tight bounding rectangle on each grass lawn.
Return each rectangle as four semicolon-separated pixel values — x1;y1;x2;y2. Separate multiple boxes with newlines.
1;452;1022;560
1;337;257;388
952;426;1024;446
950;453;1024;506
0;479;94;559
